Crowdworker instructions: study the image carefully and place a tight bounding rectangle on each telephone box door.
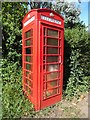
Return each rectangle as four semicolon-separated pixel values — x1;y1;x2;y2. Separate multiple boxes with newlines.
40;24;64;109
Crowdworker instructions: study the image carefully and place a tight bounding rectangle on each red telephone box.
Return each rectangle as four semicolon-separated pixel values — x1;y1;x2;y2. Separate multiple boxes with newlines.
22;8;64;111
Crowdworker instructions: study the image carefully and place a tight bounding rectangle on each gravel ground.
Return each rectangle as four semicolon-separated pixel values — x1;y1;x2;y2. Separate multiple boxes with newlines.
33;91;89;118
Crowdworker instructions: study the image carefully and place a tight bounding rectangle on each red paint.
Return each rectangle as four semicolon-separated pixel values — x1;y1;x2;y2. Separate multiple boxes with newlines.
22;8;64;111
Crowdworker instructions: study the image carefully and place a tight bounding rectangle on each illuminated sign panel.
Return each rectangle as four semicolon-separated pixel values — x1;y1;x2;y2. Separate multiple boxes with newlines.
24;16;35;27
41;15;61;25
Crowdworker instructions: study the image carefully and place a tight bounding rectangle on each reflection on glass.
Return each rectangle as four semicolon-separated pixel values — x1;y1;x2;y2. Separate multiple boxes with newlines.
26;71;29;77
48;29;58;37
26;79;28;84
26;30;30;38
46;88;57;97
47;56;58;62
26;87;32;96
26;64;31;70
26;86;28;91
47;72;59;80
28;80;32;87
28;88;31;94
26;56;31;62
47;47;58;54
44;38;47;45
26;48;31;54
26;40;31;46
47;80;57;89
29;74;32;80
47;64;59;71
25;29;33;38
44;28;47;36
47;38;58;46
46;64;59;79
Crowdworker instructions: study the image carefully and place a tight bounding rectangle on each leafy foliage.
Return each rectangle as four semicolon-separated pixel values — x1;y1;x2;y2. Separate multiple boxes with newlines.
2;2;27;64
64;27;90;99
52;2;81;28
29;2;85;28
2;2;33;118
2;2;90;118
29;2;52;9
2;60;35;118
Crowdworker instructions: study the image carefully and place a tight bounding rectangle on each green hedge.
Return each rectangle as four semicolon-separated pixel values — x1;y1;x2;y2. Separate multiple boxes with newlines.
2;2;90;118
2;27;90;117
2;60;35;118
64;27;90;99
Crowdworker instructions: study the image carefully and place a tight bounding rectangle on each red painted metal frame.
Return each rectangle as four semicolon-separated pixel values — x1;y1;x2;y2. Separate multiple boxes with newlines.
40;24;64;109
22;8;64;111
